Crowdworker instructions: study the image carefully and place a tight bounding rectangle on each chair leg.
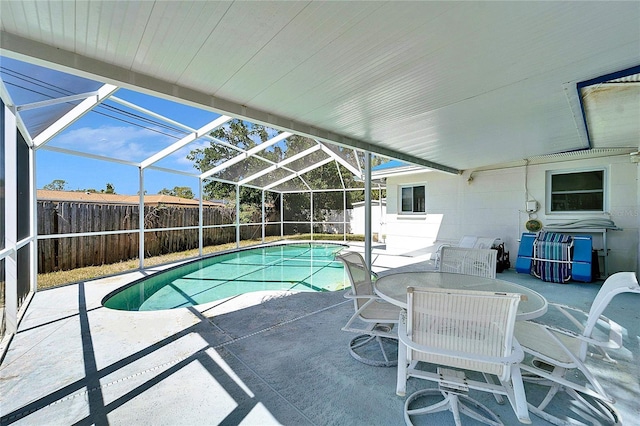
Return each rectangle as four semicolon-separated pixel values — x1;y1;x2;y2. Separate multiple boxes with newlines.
396;341;408;396
523;373;621;425
404;389;503;426
482;373;505;405
483;369;531;424
526;396;621;426
348;334;398;367
508;366;532;424
564;388;621;425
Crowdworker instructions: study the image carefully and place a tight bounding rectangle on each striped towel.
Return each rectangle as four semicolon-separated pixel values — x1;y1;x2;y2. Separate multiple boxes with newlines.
532;232;573;283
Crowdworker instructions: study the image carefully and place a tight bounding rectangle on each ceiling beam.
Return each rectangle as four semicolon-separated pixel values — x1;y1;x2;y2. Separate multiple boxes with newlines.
109;95;244;154
140;115;232;169
32;83;118;147
263;157;334;191
318;142;362;179
237;143;322;186
17;91;100;111
0;78;34;147
200;131;292;180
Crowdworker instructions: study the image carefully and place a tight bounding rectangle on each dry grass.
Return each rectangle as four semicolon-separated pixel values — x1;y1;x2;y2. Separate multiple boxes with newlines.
36;234;362;290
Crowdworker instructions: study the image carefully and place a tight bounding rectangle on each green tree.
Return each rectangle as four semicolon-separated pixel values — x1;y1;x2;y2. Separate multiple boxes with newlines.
43;179;67;191
187;119;384;228
188;120;278;223
103;183;116;194
158;186;194;199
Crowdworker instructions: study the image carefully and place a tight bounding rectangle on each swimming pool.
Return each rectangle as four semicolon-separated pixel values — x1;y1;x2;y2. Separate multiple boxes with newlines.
102;243;349;311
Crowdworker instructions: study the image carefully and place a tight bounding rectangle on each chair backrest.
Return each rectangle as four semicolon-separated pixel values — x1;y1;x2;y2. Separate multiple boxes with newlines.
458;235;478;248
439;246;497;278
457;236;499;249
406;287;521;381
474;237;498;249
581;272;640;358
336;252;375;310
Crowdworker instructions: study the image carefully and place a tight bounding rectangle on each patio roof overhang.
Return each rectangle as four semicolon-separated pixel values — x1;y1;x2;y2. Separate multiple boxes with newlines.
1;1;637;178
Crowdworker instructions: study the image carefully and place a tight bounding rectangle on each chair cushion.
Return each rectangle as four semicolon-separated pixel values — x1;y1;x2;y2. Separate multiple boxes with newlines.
360;300;402;322
515;321;581;366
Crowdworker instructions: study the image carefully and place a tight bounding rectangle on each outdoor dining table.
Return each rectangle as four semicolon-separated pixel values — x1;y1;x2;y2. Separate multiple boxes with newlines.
374;271;549;396
374;271;548;321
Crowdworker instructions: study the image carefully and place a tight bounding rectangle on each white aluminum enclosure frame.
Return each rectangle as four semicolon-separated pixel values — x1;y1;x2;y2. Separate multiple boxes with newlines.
0;72;391;351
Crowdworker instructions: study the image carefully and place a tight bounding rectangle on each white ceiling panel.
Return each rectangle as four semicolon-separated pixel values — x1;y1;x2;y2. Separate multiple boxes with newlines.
1;0;638;174
584;82;640;148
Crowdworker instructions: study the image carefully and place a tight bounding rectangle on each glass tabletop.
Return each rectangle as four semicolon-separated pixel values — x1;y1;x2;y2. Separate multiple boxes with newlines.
374;271;547;321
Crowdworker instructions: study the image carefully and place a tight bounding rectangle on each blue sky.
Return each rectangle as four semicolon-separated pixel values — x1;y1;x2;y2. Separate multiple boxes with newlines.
5;55;377;196
37;88;224;196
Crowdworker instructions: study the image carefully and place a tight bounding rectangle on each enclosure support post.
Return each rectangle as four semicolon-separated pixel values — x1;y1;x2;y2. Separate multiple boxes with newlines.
138;168;145;269
280;193;284;238
379;183;384;244
235;185;240;248
343;189;347;242
365;152;372;270
3;102;18;335
30;140;38;293
198;179;203;257
261;191;266;243
310;191;314;241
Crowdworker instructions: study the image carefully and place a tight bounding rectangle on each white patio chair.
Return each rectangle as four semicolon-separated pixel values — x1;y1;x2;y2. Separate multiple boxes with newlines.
434;236;500;267
337;252;402;367
515;272;640;425
398;287;530;425
439;246;498;278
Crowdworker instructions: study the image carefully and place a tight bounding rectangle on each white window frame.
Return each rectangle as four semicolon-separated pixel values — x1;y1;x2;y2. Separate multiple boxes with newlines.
545;167;608;215
399;184;426;215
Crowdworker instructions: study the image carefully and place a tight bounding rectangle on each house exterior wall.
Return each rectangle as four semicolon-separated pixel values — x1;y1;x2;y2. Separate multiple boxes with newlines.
384;154;639;275
350;200;385;236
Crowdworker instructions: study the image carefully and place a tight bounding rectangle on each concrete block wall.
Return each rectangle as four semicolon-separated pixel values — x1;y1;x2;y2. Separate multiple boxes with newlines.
384;154;638;275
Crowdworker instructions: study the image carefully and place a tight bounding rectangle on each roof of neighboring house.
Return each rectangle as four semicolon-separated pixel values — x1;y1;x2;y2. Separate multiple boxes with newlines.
371;160;433;179
37;190;224;207
372;160;409;171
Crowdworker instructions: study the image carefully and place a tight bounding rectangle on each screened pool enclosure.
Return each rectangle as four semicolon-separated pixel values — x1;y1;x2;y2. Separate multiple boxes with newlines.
1;56;391;340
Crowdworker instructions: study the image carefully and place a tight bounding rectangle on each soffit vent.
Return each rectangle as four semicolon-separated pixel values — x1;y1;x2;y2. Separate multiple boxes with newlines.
469;148;636;173
605;73;640;84
526;148;635;164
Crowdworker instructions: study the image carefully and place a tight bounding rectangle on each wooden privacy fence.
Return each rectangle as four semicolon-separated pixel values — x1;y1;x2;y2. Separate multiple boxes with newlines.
37;201;277;273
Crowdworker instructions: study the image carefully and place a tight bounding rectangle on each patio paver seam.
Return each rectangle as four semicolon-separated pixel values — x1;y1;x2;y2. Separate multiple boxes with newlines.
1;299;351;424
210;299;349;349
211;298;351;426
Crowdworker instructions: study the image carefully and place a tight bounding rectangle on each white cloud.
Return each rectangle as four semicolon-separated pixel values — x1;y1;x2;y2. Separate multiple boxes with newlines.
52;125;175;161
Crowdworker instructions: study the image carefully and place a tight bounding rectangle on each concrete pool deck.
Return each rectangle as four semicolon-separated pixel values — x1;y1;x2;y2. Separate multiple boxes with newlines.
1;243;639;425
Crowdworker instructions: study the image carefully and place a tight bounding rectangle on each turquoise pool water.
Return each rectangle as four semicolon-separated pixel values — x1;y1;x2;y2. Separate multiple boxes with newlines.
102;243;349;311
